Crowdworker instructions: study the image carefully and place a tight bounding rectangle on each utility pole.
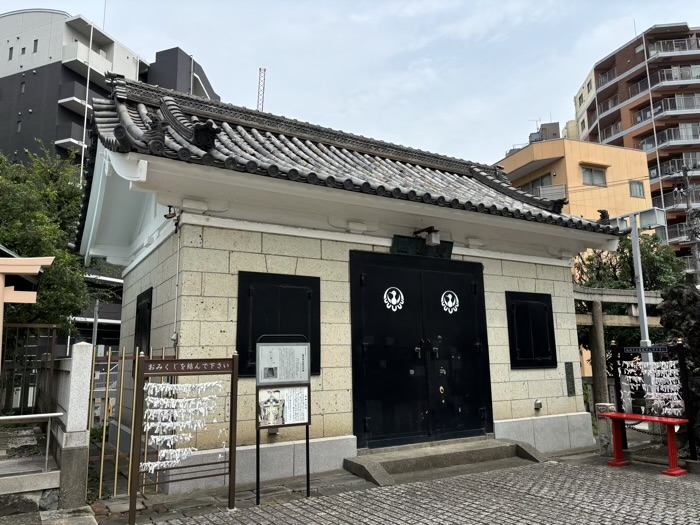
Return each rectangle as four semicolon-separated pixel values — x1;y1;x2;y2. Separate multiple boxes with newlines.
682;166;700;284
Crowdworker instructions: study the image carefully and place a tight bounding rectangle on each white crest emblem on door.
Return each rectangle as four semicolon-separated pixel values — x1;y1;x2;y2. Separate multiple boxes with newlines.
441;290;459;314
383;287;404;312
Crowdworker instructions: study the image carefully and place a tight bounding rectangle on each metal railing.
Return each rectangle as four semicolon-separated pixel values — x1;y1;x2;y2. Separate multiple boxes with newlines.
667;223;688;242
600;121;623;141
649;154;700;179
598;67;617;87
598;95;619;115
629;67;700;98
679;255;697;272
636;124;700;150
652;187;700;209
649;37;700;55
531;184;567;200
0;412;62;472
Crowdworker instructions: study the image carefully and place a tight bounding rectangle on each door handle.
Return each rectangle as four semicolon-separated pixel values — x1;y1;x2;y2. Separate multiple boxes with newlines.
432;347;439;359
415;347;422;359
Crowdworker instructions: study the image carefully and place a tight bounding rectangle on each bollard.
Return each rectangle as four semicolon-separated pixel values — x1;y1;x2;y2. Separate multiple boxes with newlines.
595;403;616;457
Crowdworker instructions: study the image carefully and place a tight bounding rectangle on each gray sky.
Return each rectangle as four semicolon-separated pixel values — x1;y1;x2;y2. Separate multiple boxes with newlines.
8;1;700;163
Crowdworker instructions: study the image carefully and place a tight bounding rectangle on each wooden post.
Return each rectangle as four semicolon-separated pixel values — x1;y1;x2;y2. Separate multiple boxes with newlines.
128;352;145;525
0;274;5;366
590;300;609;405
227;354;238;510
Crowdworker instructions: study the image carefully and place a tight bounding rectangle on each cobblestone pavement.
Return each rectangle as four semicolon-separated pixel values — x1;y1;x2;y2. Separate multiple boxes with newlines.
163;462;700;525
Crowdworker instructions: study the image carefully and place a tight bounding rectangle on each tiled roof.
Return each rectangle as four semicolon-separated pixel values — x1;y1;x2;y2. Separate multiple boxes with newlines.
83;77;621;237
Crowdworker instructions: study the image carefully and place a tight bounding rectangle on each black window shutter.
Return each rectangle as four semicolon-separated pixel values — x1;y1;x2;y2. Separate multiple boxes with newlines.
237;272;320;377
134;288;152;357
506;291;557;369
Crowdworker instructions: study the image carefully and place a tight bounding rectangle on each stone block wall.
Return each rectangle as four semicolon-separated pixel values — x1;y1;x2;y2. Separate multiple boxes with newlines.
470;257;585;421
119;234;179;424
175;225;385;448
120;222;585;451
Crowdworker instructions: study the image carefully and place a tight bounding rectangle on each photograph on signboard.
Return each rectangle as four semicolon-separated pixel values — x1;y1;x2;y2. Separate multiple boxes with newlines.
258;386;309;427
256;343;310;385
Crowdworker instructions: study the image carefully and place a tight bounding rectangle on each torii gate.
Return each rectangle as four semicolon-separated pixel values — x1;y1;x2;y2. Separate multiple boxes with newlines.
0;256;54;368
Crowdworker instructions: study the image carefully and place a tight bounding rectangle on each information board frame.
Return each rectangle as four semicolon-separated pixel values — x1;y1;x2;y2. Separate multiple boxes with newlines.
255;342;311;386
254;334;311;505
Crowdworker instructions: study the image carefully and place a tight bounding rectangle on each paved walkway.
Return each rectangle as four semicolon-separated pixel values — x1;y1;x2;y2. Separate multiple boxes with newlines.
162;461;700;525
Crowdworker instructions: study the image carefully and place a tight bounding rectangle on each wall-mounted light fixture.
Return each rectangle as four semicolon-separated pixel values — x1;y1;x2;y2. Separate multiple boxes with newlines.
414;226;440;246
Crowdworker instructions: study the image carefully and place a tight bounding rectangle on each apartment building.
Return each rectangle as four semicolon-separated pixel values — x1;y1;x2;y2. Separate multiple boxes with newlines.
0;8;219;347
573;22;700;272
498;137;651;222
0;8;219;159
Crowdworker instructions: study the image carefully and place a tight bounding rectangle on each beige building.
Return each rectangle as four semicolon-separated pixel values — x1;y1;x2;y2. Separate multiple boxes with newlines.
498;139;652;222
79;79;622;491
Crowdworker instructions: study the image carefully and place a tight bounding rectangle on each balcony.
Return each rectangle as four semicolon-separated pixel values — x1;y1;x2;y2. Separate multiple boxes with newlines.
54;121;85;151
61;42;112;87
597;95;619;117
600;121;623;141
531;184;567;201
658;223;688;243
57;81;92;117
652;187;700;210
598;68;617;88
679;255;698;273
649;37;700;57
635;124;700;151
629;66;700;98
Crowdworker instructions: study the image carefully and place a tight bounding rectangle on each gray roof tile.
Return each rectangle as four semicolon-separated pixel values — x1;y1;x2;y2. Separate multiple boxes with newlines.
80;77;621;241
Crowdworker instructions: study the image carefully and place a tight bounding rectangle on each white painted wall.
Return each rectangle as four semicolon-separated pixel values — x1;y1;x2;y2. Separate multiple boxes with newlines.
0;10;67;76
0;9;142;81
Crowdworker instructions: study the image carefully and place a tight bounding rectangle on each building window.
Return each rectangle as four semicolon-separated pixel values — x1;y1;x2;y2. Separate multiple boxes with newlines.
20;81;25;94
635;43;644;54
587;80;592;93
630;181;645;198
16;121;21;133
33;39;38;53
520;173;552;194
582;166;606;187
506;291;557;369
21;47;25;55
8;47;12;60
236;272;321;378
578;94;584;106
580;118;586;131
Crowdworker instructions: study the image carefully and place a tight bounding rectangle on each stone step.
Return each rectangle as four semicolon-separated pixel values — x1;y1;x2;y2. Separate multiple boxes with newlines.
344;438;544;486
391;456;535;485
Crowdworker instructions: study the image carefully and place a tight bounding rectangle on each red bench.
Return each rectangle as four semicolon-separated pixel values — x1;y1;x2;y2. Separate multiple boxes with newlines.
598;412;689;476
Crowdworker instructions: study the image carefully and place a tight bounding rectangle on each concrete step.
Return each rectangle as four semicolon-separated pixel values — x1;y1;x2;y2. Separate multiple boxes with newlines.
391;456;534;485
344;438;544;486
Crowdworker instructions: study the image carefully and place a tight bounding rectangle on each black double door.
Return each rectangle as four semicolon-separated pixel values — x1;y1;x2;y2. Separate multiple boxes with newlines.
350;252;492;448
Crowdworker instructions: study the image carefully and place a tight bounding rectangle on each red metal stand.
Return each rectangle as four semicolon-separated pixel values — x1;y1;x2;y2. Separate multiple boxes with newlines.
608;419;631;467
662;423;688;477
599;413;689;477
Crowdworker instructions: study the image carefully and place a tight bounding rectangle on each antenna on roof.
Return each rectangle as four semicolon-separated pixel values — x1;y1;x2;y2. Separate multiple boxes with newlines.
257;67;266;112
528;118;541;131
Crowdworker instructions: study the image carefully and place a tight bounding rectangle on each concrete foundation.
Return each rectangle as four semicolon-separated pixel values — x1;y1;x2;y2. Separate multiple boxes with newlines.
493;412;595;453
159;435;357;494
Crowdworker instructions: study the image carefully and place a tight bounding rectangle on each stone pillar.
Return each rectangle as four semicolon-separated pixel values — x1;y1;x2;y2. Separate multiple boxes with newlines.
58;342;92;509
590;301;609;406
595;403;615;457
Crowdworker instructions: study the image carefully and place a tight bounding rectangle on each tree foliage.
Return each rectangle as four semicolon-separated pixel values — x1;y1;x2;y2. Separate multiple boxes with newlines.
574;234;686;363
574;235;685;290
660;284;700;371
0;147;88;325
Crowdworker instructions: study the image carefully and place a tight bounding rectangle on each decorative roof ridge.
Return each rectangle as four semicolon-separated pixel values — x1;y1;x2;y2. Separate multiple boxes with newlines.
108;77;560;213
